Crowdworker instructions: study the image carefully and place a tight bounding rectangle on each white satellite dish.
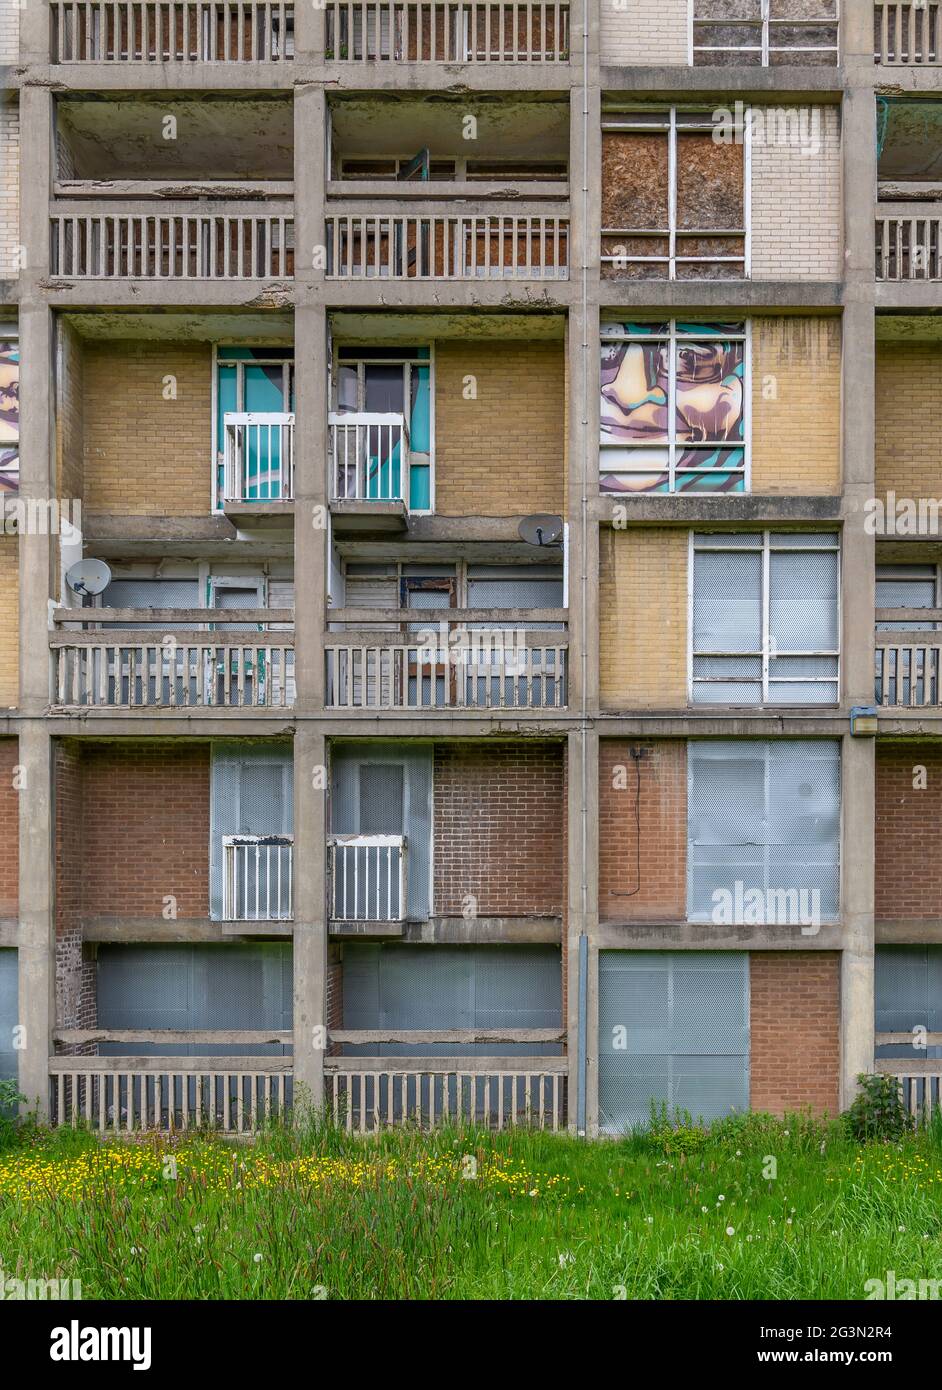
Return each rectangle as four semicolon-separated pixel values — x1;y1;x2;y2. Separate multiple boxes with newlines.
65;558;112;598
518;513;564;547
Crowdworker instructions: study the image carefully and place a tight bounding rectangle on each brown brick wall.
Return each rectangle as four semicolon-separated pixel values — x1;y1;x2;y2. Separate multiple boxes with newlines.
83;342;212;516
432;742;565;916
599;739;687;923
0;536;17;708
0;740;18;915
750;952;841;1116
326;943;343;1057
875;744;942;920
875;342;942;501
56;318;85;506
433;341;565;516
599;528;688;709
54;743;94;1039
751;318;842;494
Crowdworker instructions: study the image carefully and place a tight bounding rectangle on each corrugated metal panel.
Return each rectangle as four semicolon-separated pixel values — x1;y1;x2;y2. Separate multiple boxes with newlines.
97;944;292;1057
0;949;17;1082
598;951;749;1133
876;946;942;1061
688;740;840;921
341;944;562;1057
331;745;431;920
210;744;293;919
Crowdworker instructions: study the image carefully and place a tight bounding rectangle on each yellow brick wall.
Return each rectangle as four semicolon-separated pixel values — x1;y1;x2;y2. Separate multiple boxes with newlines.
0;536;18;708
56;320;84;504
599;528;688;710
600;0;688;65
875;342;942;499
0;103;19;278
83;343;212;515
751;318;841;494
434;342;565;516
750;108;842;280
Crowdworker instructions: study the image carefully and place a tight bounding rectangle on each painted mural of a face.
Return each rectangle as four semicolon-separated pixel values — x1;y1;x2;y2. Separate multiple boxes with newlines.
600;330;744;493
0;346;19;492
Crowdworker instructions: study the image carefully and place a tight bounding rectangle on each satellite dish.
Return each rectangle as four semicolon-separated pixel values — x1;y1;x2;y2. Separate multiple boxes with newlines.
518;513;564;547
66;558;112;598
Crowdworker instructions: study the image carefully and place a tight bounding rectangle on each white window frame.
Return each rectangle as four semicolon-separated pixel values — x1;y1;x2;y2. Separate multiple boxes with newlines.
601;108;750;281
600;319;750;494
332;345;436;515
210;346;295;514
688;0;840;67
688;530;841;706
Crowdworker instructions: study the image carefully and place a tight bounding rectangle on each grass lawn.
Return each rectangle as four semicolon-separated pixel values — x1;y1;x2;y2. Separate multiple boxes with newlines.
2;1112;942;1300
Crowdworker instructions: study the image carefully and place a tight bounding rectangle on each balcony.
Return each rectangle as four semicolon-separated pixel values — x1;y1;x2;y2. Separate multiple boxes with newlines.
50;0;295;62
324;1;570;63
325;612;569;710
875;1;940;64
876;207;942;281
328;833;408;922
324;212;568;280
51;608;295;710
875;606;942;708
223;835;294;921
50;206;294;280
329;412;409;510
222;412;295;505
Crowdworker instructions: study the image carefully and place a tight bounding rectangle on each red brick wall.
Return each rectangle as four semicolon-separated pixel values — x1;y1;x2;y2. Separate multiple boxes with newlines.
750;952;840;1116
876;745;942;920
0;740;18;915
432;742;565;916
599;740;686;922
78;744;211;918
326;944;343;1057
54;742;94;1040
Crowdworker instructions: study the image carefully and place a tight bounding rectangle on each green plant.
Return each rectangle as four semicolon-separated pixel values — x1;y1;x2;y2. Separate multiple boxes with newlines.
645;1101;709;1155
844;1073;914;1143
0;1078;26;1147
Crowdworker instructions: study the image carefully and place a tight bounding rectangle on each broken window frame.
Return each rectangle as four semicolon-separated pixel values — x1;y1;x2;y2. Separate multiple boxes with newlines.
689;530;841;706
599;319;750;494
690;0;840;67
601;108;749;281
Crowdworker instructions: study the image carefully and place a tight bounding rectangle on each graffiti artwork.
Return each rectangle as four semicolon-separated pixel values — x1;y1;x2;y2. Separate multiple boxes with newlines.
0;341;18;493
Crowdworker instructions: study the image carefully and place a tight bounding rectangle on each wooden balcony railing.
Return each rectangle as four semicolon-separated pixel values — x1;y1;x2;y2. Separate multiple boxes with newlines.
875;1;940;63
325;212;568;279
50;207;294;279
51;0;294;61
324;1;570;62
876;209;942;281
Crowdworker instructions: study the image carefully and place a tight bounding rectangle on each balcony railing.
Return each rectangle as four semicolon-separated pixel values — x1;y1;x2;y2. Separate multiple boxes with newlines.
875;638;942;708
328;834;407;921
51;608;295;709
50;0;294;61
329;412;409;504
876;1052;942;1126
876;210;942;281
223;412;295;503
324;1;569;62
325;1058;567;1132
50;208;294;279
325;213;568;279
875;1;940;63
325;612;568;709
223;835;293;921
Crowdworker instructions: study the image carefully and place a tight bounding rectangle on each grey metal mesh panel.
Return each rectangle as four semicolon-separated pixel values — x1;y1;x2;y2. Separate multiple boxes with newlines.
466;569;565;630
358;764;404;834
769;550;838;651
598;952;749;1134
688;740;840;920
876;946;942;1061
97;944;292;1057
692;550;761;652
210;743;293;918
0;949;17;1082
101;579;200;631
341;944;562;1057
876;566;937;632
331;744;432;920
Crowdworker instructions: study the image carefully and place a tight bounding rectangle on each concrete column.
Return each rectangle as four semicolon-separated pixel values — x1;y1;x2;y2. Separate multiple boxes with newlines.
19;0;50;65
16;726;54;1114
567;726;599;1134
293;728;328;1111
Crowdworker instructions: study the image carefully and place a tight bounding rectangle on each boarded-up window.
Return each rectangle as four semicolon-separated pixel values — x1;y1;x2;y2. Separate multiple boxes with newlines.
601;112;745;280
692;1;839;67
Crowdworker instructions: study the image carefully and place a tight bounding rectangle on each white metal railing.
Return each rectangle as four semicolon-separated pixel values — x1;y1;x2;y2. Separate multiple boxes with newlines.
325;215;568;279
324;1;569;61
329;412;409;503
50;212;294;279
875;1;940;63
325;634;568;708
49;1060;292;1133
51;0;294;61
876;214;942;280
875;639;942;707
324;1062;567;1132
52;637;295;708
223;412;295;502
328;834;407;921
223;835;293;921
